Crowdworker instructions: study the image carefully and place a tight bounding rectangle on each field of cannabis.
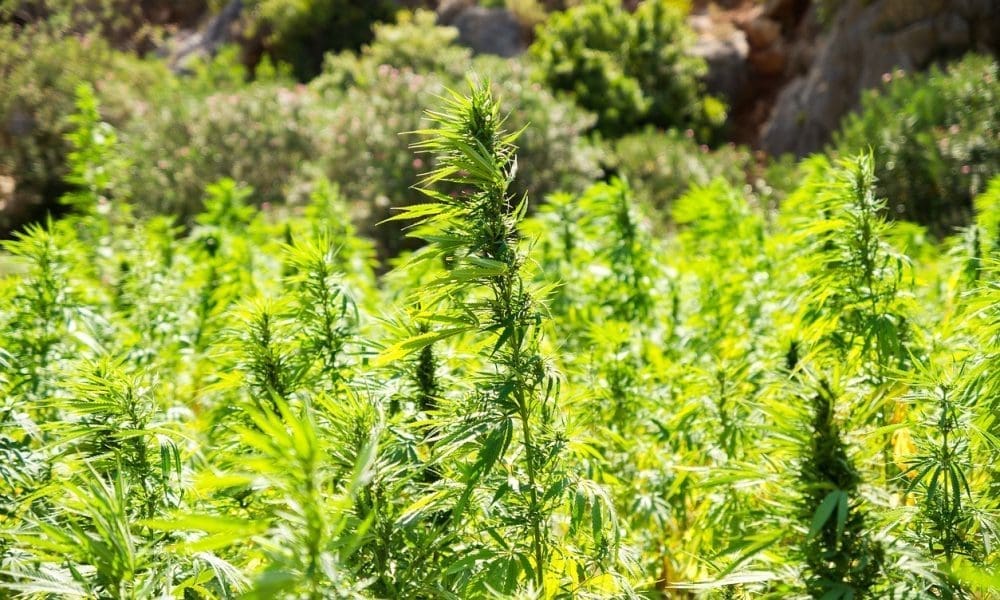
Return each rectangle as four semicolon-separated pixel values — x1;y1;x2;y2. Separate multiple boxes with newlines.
1;76;999;599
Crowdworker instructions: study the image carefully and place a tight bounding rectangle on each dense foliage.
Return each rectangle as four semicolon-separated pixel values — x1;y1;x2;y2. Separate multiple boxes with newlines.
0;10;602;260
529;0;723;138
303;10;603;258
0;25;168;231
834;54;1000;236
0;0;207;50
2;77;999;598
2;3;1000;597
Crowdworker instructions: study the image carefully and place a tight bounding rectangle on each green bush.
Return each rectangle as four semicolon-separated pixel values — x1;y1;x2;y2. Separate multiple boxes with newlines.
0;23;303;233
250;0;397;80
310;60;601;259
529;0;722;138
103;11;599;261
2;8;600;265
310;65;444;258
364;9;470;78
311;9;473;94
119;82;330;221
0;25;166;233
834;54;1000;235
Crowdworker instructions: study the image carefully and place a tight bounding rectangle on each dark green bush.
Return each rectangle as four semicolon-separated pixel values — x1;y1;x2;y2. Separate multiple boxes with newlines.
834;54;1000;235
529;0;723;138
250;0;397;80
363;9;470;79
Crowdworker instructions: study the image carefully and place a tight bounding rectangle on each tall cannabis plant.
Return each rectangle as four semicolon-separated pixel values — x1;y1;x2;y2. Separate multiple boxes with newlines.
392;81;556;591
382;82;616;596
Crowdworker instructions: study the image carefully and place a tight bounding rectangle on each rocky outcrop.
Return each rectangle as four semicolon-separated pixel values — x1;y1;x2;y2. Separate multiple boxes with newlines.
687;0;816;144
689;15;750;105
437;1;527;57
760;0;1000;156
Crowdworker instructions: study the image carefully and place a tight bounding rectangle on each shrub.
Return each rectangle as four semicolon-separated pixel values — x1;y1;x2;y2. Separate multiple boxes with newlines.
529;0;721;138
249;0;397;80
311;60;603;259
1;0;208;51
364;9;470;79
86;10;600;262
0;25;166;233
310;65;443;258
834;54;1000;235
3;8;600;265
118;82;329;222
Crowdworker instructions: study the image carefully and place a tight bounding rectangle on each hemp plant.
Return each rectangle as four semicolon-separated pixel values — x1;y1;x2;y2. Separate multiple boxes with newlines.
381;82;617;596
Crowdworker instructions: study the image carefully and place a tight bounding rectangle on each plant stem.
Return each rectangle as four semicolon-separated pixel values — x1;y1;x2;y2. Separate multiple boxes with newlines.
517;394;545;591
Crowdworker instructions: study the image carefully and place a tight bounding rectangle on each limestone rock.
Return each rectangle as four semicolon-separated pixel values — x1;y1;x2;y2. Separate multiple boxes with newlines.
761;0;1000;156
437;2;526;58
690;24;750;104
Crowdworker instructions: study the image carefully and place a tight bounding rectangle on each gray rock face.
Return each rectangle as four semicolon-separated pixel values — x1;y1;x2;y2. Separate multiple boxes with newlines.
437;3;526;58
761;0;1000;156
689;16;750;104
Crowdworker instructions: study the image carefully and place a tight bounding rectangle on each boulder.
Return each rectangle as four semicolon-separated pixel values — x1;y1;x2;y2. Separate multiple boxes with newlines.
689;17;750;105
437;2;526;58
